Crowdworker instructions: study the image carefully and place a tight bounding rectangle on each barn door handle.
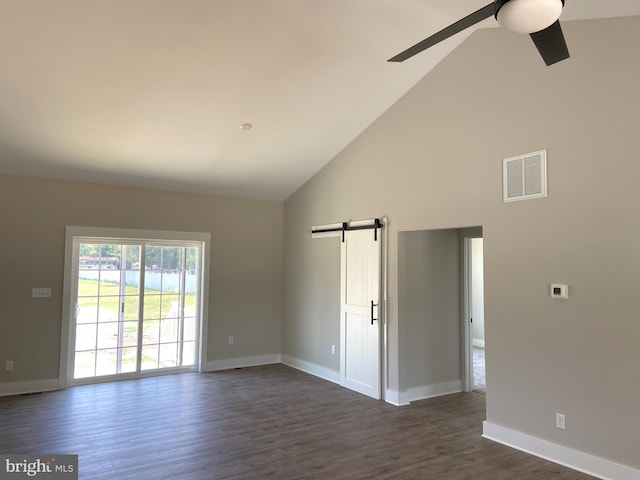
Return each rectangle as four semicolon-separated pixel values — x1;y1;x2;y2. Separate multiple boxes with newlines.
371;301;378;325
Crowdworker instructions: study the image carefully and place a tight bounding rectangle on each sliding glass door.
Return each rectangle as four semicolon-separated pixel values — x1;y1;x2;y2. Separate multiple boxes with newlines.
71;238;201;382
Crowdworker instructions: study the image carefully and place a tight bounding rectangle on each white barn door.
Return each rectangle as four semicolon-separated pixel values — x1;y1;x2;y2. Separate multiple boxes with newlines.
340;228;382;399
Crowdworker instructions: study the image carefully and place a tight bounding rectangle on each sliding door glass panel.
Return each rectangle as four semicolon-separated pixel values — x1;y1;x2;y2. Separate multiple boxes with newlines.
74;243;141;379
141;245;197;370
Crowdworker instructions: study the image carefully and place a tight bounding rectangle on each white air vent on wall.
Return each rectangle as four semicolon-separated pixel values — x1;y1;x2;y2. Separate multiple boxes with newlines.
503;149;547;202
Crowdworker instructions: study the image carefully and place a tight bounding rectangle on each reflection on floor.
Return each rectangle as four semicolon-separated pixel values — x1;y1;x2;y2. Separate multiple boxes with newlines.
473;347;486;392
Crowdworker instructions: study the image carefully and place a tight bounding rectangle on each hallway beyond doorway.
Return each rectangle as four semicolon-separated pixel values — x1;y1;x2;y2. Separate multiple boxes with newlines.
473;346;486;392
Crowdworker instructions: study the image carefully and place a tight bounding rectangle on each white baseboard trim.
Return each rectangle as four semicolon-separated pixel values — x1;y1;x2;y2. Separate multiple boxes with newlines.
408;380;463;403
473;339;485;348
280;360;461;407
0;378;61;397
483;422;640;480
385;389;410;406
281;355;340;384
203;354;281;372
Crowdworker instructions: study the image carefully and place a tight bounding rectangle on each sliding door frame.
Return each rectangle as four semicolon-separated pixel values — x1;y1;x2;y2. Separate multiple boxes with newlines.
59;226;211;389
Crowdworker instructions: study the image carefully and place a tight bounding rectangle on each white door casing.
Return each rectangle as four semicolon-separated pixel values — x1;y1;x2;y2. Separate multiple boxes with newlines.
340;228;382;399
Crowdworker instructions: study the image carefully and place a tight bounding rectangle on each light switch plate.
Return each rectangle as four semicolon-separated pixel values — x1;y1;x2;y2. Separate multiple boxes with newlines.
32;288;51;298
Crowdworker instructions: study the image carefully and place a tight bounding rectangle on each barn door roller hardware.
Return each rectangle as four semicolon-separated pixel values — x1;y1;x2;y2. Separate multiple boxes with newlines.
311;218;383;242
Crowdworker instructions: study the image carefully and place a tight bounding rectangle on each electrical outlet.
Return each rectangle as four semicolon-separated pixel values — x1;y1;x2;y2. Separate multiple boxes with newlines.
556;413;566;430
331;344;336;354
228;336;234;345
6;360;14;371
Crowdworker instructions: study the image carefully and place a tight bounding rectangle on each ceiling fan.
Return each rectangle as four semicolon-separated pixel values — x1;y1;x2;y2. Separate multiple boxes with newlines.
389;0;570;66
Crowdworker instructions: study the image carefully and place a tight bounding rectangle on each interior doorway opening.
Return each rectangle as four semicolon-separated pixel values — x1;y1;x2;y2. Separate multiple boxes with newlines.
397;226;485;404
311;218;387;401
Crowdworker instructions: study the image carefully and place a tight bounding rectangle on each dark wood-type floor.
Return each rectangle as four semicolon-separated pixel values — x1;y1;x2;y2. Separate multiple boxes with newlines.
0;364;596;479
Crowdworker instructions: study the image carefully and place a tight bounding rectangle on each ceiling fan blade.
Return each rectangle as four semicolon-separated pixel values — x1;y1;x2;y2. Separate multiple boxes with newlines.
529;20;570;66
388;3;495;62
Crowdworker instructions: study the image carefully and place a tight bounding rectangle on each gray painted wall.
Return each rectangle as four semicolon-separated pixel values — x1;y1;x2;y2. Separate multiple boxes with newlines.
398;229;461;391
283;16;640;469
0;174;283;382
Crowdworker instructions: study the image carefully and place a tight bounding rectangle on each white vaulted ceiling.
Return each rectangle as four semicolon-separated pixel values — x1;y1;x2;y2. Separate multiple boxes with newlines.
0;0;638;200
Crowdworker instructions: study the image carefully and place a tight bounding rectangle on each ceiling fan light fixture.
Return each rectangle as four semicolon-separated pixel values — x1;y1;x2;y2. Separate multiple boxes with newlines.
496;0;564;34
